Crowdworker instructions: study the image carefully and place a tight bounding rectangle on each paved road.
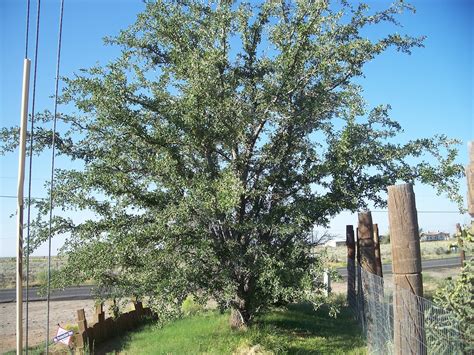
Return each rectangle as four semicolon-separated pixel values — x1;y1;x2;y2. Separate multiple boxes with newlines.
0;286;95;303
0;257;464;303
336;256;463;277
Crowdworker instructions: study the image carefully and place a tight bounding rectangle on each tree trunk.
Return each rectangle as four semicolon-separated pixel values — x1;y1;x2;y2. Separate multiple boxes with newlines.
229;276;255;329
229;306;251;329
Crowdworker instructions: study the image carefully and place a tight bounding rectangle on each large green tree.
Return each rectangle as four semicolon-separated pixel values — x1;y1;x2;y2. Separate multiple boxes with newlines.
1;0;464;325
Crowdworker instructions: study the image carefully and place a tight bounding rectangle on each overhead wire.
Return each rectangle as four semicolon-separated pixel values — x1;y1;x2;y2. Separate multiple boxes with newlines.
45;0;65;352
24;0;31;59
25;0;42;351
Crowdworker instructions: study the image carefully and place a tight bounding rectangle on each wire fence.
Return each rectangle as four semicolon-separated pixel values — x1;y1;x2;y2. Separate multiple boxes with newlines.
348;265;466;354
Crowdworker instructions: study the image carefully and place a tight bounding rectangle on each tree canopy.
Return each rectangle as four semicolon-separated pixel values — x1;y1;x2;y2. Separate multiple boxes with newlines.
1;0;464;325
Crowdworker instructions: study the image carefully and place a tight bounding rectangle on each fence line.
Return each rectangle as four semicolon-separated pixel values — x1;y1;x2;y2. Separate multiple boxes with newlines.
349;265;465;354
75;301;155;352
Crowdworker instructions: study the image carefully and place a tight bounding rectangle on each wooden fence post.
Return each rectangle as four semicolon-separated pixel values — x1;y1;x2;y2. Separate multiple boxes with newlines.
373;224;383;277
134;301;144;316
95;303;105;323
94;303;104;343
355;227;365;332
346;225;356;308
358;212;378;348
455;223;466;266
358;212;377;274
388;183;426;355
356;227;360;266
76;309;88;350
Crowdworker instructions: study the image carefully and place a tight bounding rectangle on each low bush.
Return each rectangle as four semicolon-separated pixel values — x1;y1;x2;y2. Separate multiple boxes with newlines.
181;295;204;316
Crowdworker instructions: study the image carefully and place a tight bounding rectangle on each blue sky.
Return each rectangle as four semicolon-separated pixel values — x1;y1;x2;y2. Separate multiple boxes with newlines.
0;0;473;257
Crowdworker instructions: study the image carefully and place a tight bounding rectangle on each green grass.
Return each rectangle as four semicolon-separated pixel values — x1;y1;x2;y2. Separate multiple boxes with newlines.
3;342;71;355
97;303;366;354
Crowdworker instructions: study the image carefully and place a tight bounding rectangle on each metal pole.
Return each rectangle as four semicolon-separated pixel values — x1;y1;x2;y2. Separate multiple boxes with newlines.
17;58;31;355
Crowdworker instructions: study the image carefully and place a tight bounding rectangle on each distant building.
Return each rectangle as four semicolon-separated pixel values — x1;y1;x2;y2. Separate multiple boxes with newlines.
325;240;346;248
420;231;450;242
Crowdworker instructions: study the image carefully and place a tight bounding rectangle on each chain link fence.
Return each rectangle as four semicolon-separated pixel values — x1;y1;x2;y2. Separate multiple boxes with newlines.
348;265;466;354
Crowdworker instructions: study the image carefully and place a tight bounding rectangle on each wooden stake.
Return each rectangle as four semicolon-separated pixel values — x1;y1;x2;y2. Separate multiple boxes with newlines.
356;227;360;265
355;227;365;331
17;58;31;355
373;224;383;277
346;225;356;308
357;212;377;274
455;223;465;267
388;183;426;355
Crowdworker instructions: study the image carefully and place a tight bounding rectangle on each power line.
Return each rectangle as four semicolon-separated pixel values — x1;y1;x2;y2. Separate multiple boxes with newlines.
25;0;42;349
372;210;462;214
0;176;49;181
0;195;47;200
45;0;65;352
24;0;31;58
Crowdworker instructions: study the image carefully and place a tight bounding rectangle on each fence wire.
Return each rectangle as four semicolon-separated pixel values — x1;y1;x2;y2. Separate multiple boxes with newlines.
348;265;466;355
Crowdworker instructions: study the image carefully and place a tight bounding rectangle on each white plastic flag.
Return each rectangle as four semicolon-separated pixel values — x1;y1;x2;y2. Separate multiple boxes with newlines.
53;326;73;346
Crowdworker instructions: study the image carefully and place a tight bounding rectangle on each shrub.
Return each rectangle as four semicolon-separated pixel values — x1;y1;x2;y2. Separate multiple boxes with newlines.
434;226;473;353
181;295;203;317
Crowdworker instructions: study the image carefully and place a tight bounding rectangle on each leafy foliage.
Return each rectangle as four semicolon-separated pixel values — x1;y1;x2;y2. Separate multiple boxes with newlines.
434;226;473;353
1;0;464;325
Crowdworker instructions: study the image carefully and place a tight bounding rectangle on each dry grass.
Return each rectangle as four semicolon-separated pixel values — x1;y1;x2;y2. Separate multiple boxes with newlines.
0;256;66;288
319;239;459;268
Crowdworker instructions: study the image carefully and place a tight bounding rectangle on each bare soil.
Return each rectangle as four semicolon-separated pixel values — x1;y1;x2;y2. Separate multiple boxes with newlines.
0;299;100;353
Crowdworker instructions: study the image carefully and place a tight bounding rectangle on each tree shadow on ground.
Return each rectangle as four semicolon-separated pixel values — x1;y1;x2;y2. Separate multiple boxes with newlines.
254;303;366;354
92;324;144;355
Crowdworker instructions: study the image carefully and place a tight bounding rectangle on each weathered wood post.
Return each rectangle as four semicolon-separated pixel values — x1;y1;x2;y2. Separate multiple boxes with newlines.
358;212;378;347
134;301;144;315
76;309;88;351
388;183;426;355
94;303;104;343
355;227;365;331
455;223;466;266
356;227;361;266
373;224;383;277
95;303;105;323
346;225;356;309
358;212;377;274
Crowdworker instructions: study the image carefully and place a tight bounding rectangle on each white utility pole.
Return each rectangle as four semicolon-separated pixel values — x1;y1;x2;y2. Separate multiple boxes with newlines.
17;58;31;355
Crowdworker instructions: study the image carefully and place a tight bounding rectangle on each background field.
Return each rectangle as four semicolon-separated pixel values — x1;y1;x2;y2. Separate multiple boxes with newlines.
0;240;461;288
0;257;65;289
319;240;461;268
